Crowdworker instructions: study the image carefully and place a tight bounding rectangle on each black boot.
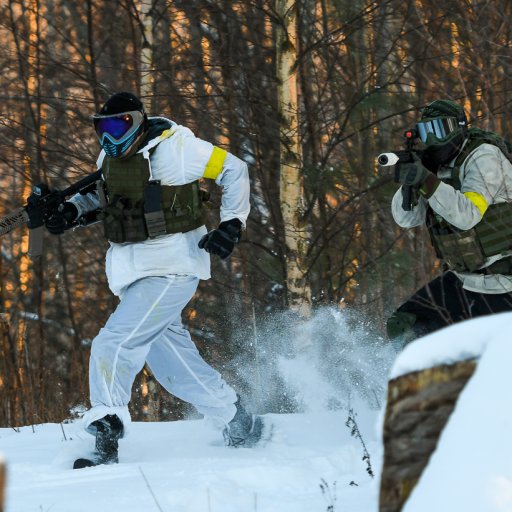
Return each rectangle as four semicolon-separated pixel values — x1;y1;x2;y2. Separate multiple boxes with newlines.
93;414;124;464
223;397;264;448
73;414;124;469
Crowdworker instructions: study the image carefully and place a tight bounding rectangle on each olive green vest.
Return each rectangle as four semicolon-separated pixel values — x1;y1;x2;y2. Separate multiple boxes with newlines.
427;131;512;272
100;152;205;243
428;203;512;272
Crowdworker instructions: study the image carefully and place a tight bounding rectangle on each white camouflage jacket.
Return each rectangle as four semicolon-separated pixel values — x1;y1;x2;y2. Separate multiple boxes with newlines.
71;117;250;296
391;142;512;293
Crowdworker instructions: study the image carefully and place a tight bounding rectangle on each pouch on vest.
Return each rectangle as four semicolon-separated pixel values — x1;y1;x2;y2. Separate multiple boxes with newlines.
103;195;148;244
431;227;487;272
474;202;512;258
144;181;167;238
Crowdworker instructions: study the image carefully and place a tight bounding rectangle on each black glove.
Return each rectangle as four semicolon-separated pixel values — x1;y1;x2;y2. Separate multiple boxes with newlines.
396;152;431;187
397;153;441;199
198;218;242;259
45;202;79;235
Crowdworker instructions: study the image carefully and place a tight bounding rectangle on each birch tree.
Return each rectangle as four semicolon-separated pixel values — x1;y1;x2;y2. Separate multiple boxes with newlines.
140;0;154;107
276;0;311;314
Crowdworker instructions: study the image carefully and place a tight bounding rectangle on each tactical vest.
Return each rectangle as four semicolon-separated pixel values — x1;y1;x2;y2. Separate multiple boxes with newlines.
100;152;205;243
427;129;512;272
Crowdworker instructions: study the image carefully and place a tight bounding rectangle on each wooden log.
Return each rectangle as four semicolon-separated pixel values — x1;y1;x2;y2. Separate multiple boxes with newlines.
379;358;477;512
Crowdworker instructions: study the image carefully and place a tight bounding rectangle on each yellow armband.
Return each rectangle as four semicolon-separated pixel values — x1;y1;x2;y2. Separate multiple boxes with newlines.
464;191;488;216
203;146;227;180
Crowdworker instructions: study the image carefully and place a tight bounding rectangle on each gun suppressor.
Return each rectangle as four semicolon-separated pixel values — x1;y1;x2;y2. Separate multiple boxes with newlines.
377;152;400;166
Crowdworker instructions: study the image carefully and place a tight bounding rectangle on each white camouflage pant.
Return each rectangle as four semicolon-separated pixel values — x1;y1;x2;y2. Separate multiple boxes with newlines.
82;275;237;435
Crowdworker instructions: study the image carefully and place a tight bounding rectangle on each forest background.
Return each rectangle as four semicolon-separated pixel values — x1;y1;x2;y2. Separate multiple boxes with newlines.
0;0;510;428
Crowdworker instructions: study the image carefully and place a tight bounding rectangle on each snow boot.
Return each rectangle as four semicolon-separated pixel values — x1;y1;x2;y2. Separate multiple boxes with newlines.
73;414;124;469
93;414;124;463
223;397;264;448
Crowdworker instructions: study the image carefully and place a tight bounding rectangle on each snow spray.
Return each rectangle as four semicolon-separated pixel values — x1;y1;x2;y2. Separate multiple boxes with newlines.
229;307;397;414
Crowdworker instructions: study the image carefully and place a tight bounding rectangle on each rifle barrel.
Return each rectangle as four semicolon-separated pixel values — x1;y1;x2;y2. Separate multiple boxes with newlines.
378;153;400;166
62;170;102;197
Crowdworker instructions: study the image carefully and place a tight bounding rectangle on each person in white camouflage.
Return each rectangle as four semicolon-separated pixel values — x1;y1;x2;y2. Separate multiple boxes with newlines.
45;92;262;467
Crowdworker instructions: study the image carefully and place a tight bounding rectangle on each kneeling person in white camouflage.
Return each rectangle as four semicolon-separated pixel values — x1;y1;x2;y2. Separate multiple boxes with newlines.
45;92;262;468
388;99;512;345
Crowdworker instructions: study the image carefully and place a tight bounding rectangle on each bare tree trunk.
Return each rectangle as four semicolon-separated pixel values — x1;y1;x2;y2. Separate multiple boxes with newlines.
276;0;311;314
140;0;154;109
86;0;102;110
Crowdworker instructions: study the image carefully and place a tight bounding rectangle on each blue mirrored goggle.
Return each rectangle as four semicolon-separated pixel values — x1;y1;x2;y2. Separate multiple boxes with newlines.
416;116;460;143
93;111;144;142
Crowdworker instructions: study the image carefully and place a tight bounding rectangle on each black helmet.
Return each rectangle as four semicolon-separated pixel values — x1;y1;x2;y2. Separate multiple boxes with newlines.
92;92;148;158
417;99;467;166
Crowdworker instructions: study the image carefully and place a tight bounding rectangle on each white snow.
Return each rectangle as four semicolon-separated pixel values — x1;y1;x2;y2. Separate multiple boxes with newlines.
0;408;381;512
2;310;511;511
390;311;512;378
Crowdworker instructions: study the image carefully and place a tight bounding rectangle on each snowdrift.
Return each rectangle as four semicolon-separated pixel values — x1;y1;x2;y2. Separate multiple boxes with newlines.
0;410;381;512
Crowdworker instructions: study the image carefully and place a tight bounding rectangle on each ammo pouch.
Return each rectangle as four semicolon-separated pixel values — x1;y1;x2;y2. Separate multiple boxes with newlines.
102;195;148;244
430;224;486;272
429;202;512;272
100;152;205;243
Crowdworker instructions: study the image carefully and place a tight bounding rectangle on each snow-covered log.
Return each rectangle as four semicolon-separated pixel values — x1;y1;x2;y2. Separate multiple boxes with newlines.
379;358;477;512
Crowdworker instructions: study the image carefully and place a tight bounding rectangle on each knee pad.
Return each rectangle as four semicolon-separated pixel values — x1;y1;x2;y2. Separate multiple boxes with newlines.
386;311;417;340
